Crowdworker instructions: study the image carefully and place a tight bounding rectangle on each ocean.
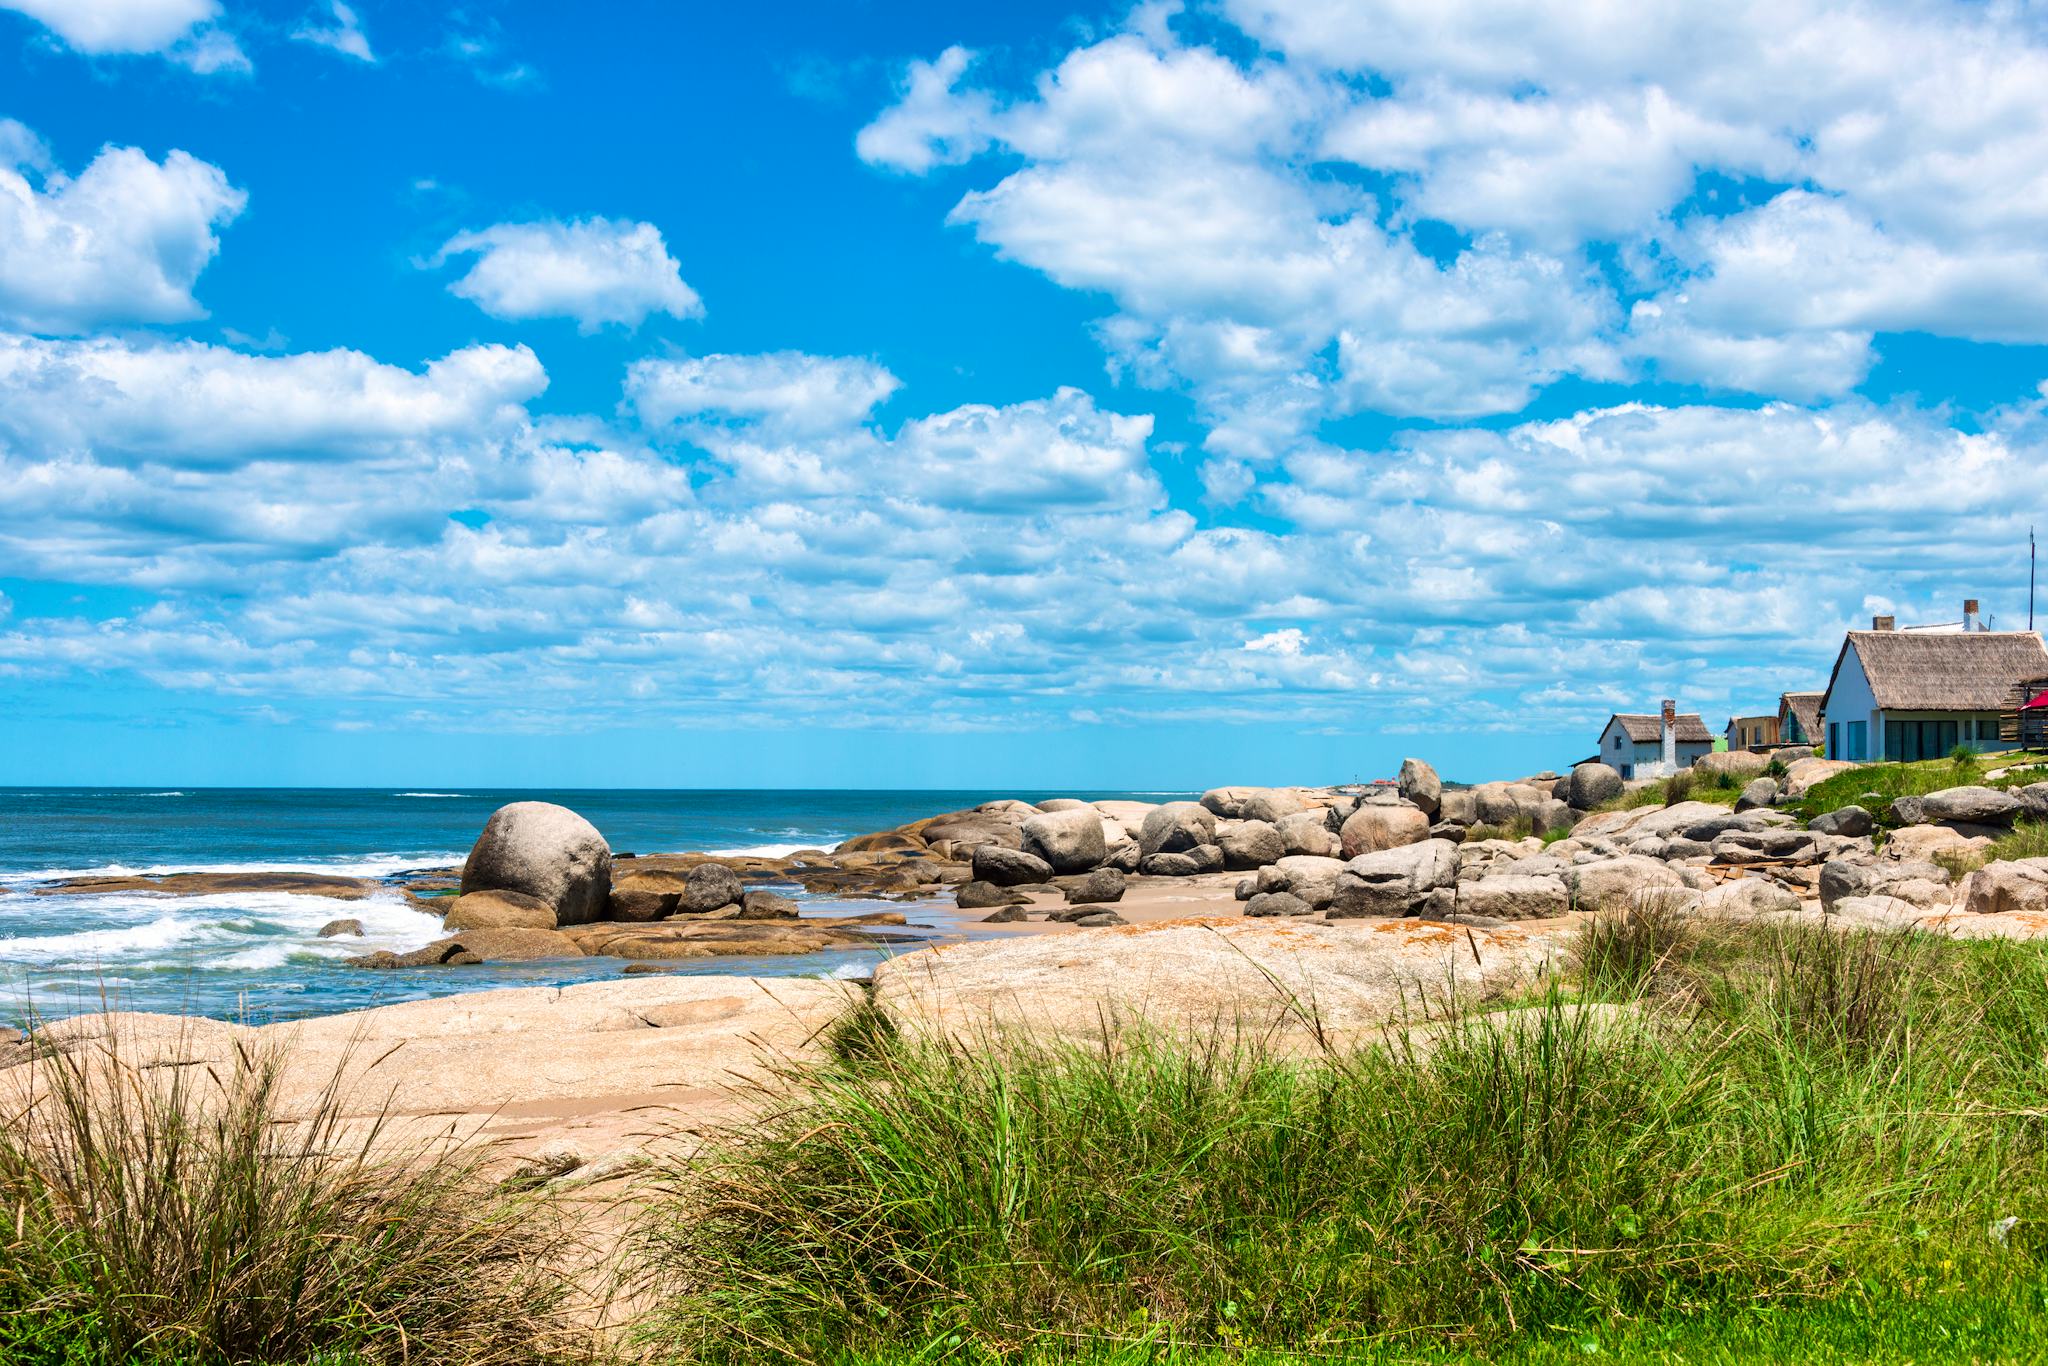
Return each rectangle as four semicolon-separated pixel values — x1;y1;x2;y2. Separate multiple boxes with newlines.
0;788;1187;1025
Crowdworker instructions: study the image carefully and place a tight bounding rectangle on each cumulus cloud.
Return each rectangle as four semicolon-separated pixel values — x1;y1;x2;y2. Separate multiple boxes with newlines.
0;0;248;72
432;218;702;331
0;129;246;333
628;351;901;434
292;1;372;62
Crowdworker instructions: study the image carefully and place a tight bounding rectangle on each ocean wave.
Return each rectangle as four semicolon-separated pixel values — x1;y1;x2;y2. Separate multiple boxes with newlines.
0;852;466;885
0;890;443;971
394;792;465;798
707;841;835;858
0;914;203;962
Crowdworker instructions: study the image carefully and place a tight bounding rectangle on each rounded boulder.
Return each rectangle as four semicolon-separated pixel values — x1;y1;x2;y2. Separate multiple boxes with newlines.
460;802;612;927
1338;803;1429;857
1021;806;1109;874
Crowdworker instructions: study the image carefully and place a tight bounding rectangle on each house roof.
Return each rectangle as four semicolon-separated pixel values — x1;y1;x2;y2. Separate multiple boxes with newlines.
1606;713;1714;744
1823;631;2048;713
1779;690;1825;733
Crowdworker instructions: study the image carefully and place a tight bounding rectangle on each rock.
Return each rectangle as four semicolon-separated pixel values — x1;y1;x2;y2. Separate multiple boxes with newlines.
1071;912;1127;928
835;831;927;855
1339;804;1430;857
460;802;613;927
354;927;586;968
1457;875;1569;921
317;918;364;938
1566;762;1625;810
1696;749;1770;780
1961;859;2048;915
1820;857;1953;912
1199;787;1261;819
1062;868;1127;905
34;871;377;900
1697;878;1801;919
980;905;1030;923
1711;829;1817;864
563;914;910;960
1139;852;1204;877
1472;783;1549;827
972;845;1055;888
1919;786;2022;827
1889;796;1927;826
1020;807;1108;874
956;880;1027;909
1810;805;1874;837
1185;844;1226;874
1437;790;1476;825
1428;821;1468;844
1094;801;1159;837
1035;798;1091;813
1735;777;1779;812
739;889;799;920
1103;839;1142;873
1329;839;1460;918
444;888;559;931
1219;820;1286;870
1567;857;1688;913
1267;854;1349;908
1780;757;1856;799
1883;824;1994;864
680;865;745;915
1826;895;1940;930
1245;891;1313;917
1533;799;1578;837
1244;790;1315;825
604;875;692;923
1139;802;1218;856
2016;783;2048;824
1275;809;1341;857
1397;759;1442;818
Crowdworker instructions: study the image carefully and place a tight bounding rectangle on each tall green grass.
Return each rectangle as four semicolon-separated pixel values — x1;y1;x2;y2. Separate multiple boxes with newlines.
636;925;2048;1363
0;1031;579;1365
1791;752;2036;823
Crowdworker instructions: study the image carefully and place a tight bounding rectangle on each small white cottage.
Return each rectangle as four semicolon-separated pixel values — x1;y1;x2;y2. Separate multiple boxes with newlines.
1596;703;1714;779
1820;617;2048;762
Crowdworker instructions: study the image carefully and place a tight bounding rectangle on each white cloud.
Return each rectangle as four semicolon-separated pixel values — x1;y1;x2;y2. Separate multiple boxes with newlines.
292;0;372;62
0;0;248;71
0;132;246;333
432;218;702;331
0;333;546;464
854;45;994;173
628;351;900;434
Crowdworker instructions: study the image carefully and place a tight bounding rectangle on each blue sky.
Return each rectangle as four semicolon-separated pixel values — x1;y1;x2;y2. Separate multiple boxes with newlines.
2;0;2046;789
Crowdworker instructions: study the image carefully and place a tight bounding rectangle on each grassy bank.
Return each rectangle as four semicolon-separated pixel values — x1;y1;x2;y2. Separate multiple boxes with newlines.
637;918;2048;1364
0;1036;578;1366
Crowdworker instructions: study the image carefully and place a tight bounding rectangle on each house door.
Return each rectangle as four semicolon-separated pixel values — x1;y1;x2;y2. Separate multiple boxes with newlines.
1884;719;1958;762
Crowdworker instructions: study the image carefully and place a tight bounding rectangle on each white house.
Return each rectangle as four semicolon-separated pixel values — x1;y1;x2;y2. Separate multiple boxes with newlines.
1820;614;2048;762
1596;702;1715;779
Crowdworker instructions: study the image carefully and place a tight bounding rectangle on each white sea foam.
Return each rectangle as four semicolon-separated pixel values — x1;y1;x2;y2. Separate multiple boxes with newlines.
0;853;465;885
708;841;835;858
395;792;465;798
0;914;203;962
0;890;443;972
828;961;875;980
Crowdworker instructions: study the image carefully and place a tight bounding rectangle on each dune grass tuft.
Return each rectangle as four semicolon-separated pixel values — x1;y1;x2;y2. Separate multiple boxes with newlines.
634;921;2048;1363
0;1030;579;1365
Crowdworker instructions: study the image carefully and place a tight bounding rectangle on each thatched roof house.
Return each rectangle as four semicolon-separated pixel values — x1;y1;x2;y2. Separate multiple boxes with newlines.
1597;706;1714;779
1778;691;1824;746
1820;622;2048;762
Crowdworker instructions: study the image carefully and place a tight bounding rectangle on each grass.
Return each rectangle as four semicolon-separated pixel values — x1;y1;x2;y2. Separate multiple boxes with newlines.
0;1029;578;1365
1591;767;1742;816
632;919;2048;1364
1789;750;2038;824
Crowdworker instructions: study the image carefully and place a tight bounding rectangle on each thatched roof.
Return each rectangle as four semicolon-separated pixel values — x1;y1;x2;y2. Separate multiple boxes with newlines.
1825;631;2048;712
1779;691;1824;735
1607;713;1714;744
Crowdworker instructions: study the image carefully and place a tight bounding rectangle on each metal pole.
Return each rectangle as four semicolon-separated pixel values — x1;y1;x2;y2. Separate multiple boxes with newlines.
2032;526;2037;631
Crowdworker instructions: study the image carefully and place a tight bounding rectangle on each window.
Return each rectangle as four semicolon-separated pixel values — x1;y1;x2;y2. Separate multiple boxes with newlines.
1829;722;1840;758
1847;720;1867;760
1884;718;1959;762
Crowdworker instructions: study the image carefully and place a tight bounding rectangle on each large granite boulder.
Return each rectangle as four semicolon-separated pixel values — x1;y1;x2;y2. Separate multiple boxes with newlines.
1218;820;1286;870
1275;808;1340;857
460;802;612;927
1458;874;1569;921
1810;805;1873;837
1918;786;2022;827
1328;839;1460;918
1820;857;1952;912
1695;749;1769;780
1567;856;1689;913
973;845;1055;887
1262;854;1349;908
1199;787;1261;819
1062;868;1127;905
1566;762;1624;810
1339;803;1430;857
1883;824;1996;864
678;865;745;915
1397;759;1442;818
1532;799;1578;837
1436;789;1476;826
956;880;1027;909
1736;778;1779;812
1961;859;2048;915
2016;783;2048;824
1243;790;1315;825
1697;878;1801;919
1021;807;1108;874
1139;802;1218;856
444;888;557;931
1780;757;1856;799
1245;891;1313;917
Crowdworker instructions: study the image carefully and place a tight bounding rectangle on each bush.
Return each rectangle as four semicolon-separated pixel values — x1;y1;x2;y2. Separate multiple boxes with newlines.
1660;770;1695;805
0;1032;576;1365
632;925;2048;1362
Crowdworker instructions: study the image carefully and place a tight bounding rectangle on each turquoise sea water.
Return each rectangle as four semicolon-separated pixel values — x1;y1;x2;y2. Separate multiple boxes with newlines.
0;788;1186;1024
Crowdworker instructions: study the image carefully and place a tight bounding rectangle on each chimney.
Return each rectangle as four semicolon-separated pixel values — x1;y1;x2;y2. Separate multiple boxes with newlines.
1661;699;1677;773
1964;598;1981;631
1872;614;1895;631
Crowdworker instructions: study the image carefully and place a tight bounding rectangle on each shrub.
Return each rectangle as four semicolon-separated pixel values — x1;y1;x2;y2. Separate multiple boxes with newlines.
0;1031;576;1365
1660;769;1695;805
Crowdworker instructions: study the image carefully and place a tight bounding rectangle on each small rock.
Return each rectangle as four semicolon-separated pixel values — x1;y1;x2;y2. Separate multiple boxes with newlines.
972;845;1055;887
738;889;799;919
1809;805;1873;837
1245;891;1312;917
980;905;1030;923
956;880;1027;909
317;918;364;938
1062;867;1127;905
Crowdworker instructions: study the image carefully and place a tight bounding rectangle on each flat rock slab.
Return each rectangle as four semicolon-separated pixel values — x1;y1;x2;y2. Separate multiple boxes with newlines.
873;916;1571;1049
561;913;917;960
30;871;383;899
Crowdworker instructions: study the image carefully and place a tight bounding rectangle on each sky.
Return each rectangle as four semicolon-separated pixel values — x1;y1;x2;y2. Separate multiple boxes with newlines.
1;0;2046;790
